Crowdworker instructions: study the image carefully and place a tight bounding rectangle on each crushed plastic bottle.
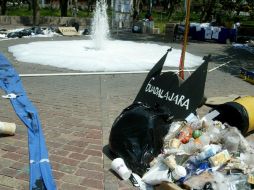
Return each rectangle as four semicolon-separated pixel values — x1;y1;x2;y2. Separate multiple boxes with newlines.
196;144;221;161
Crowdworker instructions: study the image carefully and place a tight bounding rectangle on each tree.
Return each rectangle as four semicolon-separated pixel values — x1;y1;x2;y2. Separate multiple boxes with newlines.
133;0;144;14
217;0;247;25
199;0;217;22
161;0;182;18
0;0;7;15
24;0;32;11
168;0;182;18
246;0;254;19
32;0;40;25
60;0;69;17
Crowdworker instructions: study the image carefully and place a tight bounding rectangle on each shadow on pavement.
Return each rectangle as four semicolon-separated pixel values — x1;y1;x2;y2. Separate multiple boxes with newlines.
211;46;254;77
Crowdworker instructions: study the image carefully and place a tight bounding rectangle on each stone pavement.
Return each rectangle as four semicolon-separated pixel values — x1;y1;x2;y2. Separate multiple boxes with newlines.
0;33;254;190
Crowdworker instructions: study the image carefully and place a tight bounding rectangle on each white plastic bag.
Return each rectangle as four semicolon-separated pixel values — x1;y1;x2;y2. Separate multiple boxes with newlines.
142;160;171;185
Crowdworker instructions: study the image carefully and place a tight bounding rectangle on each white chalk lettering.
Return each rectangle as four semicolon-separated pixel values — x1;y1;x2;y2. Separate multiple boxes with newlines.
178;95;185;105
144;82;190;110
168;92;174;101
163;92;169;100
172;94;179;105
182;99;190;110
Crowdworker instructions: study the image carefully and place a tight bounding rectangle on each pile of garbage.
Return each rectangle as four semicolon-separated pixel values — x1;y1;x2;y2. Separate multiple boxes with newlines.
108;48;253;190
0;26;61;39
233;40;254;55
0;25;90;40
112;111;254;190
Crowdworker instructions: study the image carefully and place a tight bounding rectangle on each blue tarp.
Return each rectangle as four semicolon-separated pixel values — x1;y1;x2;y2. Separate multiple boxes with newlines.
189;25;237;44
0;53;56;190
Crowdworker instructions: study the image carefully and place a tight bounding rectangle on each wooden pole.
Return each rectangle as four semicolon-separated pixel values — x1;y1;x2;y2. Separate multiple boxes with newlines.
179;0;191;80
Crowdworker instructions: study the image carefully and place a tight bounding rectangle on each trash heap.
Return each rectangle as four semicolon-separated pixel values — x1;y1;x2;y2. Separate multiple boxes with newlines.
108;50;253;189
141;112;254;190
0;25;91;39
233;40;254;55
0;26;61;39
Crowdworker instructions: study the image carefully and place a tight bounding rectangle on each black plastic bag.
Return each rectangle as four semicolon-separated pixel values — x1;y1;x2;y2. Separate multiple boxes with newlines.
109;102;172;176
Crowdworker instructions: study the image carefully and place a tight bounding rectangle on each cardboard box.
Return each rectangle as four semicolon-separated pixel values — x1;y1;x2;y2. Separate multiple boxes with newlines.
155;182;183;190
58;27;79;36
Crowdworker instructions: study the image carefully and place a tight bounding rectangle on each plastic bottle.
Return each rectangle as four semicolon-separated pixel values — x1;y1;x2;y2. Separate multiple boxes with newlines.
180;138;198;154
171;165;187;181
198;133;211;147
196;145;220;161
163;155;177;170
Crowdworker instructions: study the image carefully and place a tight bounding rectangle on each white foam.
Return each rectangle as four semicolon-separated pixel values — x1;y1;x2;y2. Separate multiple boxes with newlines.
8;39;203;72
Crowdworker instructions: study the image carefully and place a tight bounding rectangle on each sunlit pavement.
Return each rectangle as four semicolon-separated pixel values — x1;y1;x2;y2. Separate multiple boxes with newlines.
0;33;254;189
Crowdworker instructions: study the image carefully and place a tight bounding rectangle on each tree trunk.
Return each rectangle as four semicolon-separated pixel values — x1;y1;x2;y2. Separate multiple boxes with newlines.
107;0;111;7
162;0;168;11
167;0;174;18
166;0;180;19
204;0;216;22
133;0;142;14
27;0;32;11
32;0;40;26
199;0;206;22
148;0;152;14
0;0;7;15
60;0;69;17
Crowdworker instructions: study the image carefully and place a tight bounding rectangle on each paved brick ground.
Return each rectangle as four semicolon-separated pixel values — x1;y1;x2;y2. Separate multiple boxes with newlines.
0;32;254;189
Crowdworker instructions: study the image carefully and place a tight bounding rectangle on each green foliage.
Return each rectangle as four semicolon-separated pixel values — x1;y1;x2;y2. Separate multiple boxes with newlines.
241;20;254;27
40;7;61;17
189;11;200;22
5;7;94;18
7;7;32;16
3;0;253;30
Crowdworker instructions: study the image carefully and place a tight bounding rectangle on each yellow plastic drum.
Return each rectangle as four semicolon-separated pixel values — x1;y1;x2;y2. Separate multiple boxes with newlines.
234;96;254;134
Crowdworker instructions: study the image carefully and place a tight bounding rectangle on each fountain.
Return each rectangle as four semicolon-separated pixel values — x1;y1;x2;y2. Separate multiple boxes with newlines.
8;1;203;72
91;0;110;50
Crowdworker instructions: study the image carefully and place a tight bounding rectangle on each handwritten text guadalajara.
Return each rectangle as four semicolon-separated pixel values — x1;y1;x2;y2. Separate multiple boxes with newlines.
145;78;190;110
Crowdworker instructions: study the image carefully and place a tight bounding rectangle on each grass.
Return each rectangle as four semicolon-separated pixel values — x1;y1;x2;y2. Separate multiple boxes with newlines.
7;7;32;16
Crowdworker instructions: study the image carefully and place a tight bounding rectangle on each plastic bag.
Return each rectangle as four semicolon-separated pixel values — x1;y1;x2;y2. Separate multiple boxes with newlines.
142;159;171;185
109;102;172;176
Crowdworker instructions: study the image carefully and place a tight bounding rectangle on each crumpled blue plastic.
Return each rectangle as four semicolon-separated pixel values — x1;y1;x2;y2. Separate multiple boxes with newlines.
0;53;56;190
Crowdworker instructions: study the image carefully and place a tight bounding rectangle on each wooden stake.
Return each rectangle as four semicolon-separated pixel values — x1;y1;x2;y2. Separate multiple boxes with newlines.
179;0;191;80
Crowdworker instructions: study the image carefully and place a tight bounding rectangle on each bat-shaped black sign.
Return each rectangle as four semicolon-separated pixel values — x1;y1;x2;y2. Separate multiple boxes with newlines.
135;49;210;119
109;50;210;175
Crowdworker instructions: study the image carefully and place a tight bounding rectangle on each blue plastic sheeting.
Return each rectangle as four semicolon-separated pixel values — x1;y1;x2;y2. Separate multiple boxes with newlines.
0;53;56;190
